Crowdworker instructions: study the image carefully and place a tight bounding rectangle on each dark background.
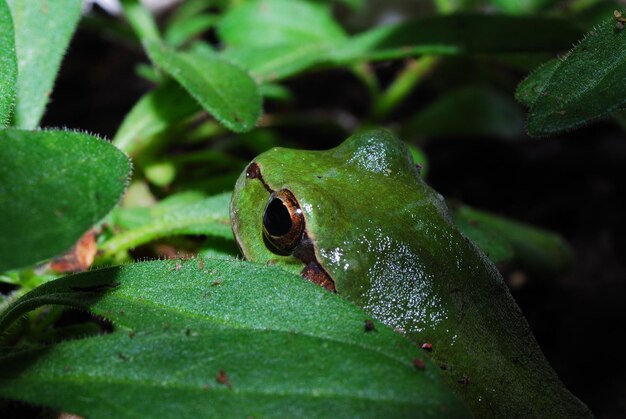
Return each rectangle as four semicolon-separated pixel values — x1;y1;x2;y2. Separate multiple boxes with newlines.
40;24;626;418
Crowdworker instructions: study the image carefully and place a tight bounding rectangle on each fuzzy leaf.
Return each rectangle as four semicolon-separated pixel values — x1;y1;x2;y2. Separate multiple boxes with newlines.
0;259;468;418
0;129;131;271
7;0;82;129
525;14;626;135
145;42;261;133
101;192;232;257
515;58;560;107
0;0;17;127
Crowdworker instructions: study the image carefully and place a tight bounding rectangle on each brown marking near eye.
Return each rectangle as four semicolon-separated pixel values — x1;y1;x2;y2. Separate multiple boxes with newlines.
245;162;272;192
301;261;336;292
364;319;376;332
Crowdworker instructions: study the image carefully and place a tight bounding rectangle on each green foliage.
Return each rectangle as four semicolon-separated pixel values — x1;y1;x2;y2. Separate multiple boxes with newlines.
101;192;232;259
330;14;582;62
112;81;200;155
405;85;524;139
219;0;347;47
145;42;262;133
0;0;16;127
518;12;626;135
0;0;606;415
0;129;131;271
6;0;82;129
452;204;574;275
0;259;468;418
489;0;557;14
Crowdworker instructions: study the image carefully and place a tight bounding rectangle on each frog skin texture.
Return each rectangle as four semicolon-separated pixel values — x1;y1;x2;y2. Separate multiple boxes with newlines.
230;129;592;418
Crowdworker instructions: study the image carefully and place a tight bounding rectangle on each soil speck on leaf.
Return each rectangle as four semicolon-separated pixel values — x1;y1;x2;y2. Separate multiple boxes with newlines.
413;358;426;370
216;369;232;388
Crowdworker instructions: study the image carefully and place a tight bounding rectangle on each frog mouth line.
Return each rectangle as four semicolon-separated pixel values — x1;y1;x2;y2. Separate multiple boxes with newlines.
245;162;337;293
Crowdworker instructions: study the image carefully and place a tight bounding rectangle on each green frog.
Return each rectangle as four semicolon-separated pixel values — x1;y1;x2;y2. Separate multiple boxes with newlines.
230;129;591;417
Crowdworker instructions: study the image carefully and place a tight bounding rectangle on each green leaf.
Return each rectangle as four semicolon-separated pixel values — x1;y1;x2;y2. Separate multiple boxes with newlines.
524;14;626;135
0;0;17;127
218;0;346;47
216;0;347;82
101;192;232;257
0;129;131;271
219;43;329;83
515;58;560;107
0;259;468;418
217;4;581;83
406;85;524;139
330;15;583;62
7;0;82;129
489;0;557;14
452;204;573;275
112;80;200;155
164;13;217;47
145;42;262;133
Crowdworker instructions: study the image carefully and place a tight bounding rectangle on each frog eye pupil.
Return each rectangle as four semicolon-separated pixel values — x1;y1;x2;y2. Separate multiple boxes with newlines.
263;198;292;237
262;189;305;255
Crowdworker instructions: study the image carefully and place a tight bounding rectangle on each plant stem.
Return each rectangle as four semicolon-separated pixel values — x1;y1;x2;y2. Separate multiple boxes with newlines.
372;56;439;120
120;0;162;43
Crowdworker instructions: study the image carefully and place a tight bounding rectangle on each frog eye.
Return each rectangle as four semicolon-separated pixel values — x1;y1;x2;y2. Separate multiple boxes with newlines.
263;189;304;255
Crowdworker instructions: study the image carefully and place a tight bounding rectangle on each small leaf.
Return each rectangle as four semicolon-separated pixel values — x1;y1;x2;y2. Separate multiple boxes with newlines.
525;15;626;135
0;259;468;418
489;0;557;14
101;192;232;257
112;80;200;155
0;0;17;126
406;85;524;139
219;43;329;83
330;15;583;62
0;129;131;271
164;14;217;47
452;204;573;275
7;0;83;129
218;0;346;47
515;58;560;107
145;42;262;133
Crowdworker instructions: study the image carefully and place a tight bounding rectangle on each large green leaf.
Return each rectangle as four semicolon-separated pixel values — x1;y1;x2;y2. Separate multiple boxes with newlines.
7;0;82;129
145;42;261;133
0;129;131;271
522;13;626;135
0;259;468;418
0;0;17;127
112;80;200;155
101;192;232;257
